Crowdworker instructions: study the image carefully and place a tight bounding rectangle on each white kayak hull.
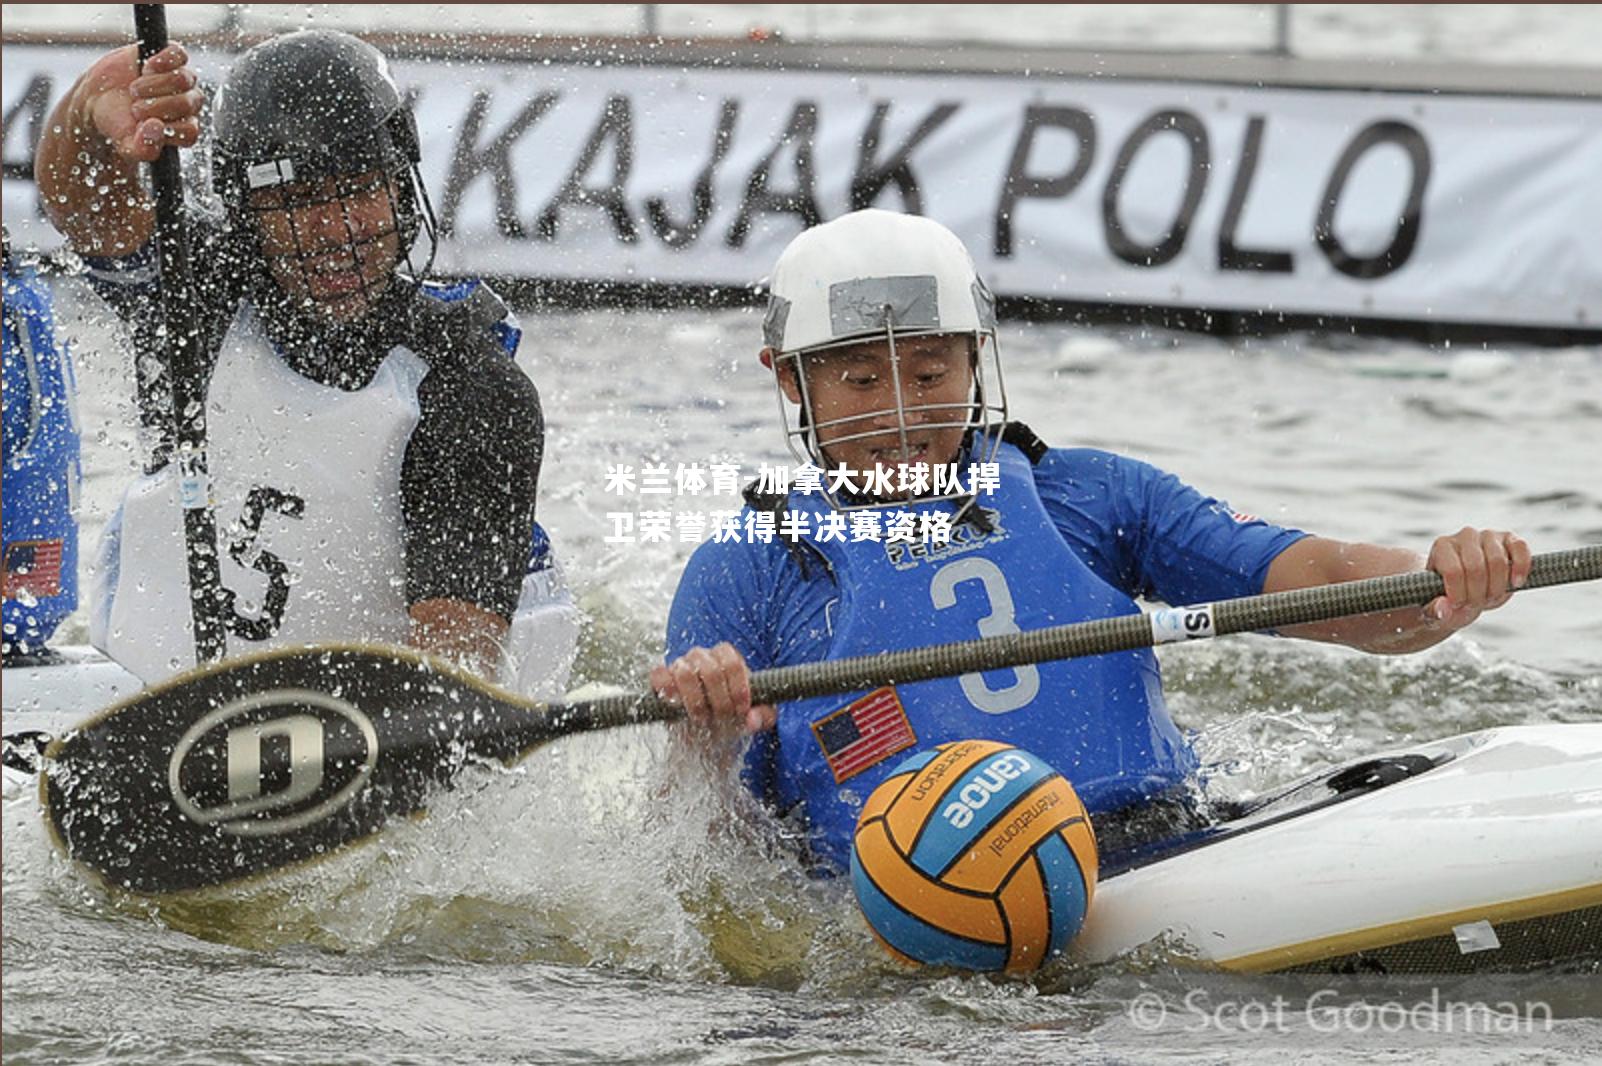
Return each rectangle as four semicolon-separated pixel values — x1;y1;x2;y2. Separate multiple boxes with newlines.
3;646;143;739
1077;724;1602;973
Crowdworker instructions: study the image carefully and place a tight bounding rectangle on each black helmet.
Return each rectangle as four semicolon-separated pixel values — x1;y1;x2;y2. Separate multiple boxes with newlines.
213;30;417;209
211;30;436;310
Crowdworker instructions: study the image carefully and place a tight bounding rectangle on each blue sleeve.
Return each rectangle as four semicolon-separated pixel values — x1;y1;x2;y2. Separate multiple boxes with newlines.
2;274;36;453
666;536;780;802
1035;448;1309;605
666;530;837;808
667;540;773;667
80;241;161;317
2;266;77;466
3;265;82;650
417;278;522;358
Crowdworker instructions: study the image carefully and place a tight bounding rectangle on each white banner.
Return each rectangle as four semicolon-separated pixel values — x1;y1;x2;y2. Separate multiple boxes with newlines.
6;43;1600;332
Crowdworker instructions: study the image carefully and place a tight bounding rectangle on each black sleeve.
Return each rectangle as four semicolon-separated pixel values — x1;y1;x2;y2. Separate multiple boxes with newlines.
400;348;544;620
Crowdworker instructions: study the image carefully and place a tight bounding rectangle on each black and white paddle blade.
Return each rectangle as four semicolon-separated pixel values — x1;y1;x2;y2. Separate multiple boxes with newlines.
39;645;550;895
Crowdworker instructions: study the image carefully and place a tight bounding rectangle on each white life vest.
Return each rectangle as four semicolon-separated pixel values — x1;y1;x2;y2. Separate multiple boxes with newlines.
90;305;579;700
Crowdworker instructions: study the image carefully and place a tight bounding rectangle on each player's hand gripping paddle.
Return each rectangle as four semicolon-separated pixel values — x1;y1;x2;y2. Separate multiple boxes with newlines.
40;545;1601;895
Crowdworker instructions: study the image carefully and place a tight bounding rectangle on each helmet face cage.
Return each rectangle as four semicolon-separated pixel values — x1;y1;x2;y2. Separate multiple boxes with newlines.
209;31;439;322
237;148;438;320
771;315;1008;514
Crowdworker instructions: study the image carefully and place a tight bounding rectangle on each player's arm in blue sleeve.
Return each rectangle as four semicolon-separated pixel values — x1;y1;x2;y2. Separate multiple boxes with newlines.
665;540;775;668
1088;453;1518;653
665;538;785;800
1039;448;1527;655
1036;448;1309;605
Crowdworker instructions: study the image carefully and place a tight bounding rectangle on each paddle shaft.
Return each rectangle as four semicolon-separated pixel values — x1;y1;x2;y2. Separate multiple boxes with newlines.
556;545;1602;736
35;545;1598;895
14;546;1600;755
134;4;227;664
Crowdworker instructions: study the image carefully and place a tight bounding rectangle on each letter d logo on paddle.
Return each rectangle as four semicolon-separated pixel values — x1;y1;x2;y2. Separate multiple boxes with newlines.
168;689;379;837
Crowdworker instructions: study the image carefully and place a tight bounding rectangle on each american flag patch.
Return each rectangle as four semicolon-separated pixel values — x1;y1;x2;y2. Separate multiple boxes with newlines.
2;539;64;599
1230;510;1258;524
812;686;917;783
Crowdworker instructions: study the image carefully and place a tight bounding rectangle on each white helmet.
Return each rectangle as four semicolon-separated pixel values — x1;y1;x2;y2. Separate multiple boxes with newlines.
761;209;1007;510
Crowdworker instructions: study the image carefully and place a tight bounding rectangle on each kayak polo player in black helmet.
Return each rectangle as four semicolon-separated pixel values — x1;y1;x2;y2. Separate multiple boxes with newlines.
34;30;579;697
208;29;435;336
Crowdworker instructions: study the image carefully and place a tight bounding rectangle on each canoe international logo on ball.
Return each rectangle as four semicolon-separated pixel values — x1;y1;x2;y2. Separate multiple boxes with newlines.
167;689;379;836
1126;988;1555;1036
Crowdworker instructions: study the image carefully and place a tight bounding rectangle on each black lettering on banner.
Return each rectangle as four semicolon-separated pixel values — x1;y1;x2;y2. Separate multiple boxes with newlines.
850;101;960;214
726;101;823;249
993;105;1096;257
222;487;306;643
647;98;739;248
1104;109;1209;268
1218;116;1294;273
537;94;638;243
438;89;559;239
2;74;53;210
1315;120;1431;280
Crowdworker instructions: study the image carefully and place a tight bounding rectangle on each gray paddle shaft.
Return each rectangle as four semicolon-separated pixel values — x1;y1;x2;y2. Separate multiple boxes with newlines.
582;545;1600;727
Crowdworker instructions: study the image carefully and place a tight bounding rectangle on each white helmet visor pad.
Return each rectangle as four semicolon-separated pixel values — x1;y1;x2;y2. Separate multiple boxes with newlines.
826;274;942;339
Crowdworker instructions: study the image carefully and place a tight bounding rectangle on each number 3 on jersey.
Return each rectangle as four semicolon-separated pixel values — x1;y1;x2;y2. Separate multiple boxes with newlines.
928;557;1040;714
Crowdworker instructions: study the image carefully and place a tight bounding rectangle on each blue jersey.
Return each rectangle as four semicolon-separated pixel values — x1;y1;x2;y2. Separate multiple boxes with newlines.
666;439;1308;868
2;260;82;657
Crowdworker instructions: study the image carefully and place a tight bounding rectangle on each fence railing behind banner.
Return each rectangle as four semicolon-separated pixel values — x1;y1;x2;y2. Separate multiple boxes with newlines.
5;4;1600;67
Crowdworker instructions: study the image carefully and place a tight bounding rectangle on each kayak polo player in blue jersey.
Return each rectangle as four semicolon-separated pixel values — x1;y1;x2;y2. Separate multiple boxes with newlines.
655;208;1533;872
3;230;83;663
